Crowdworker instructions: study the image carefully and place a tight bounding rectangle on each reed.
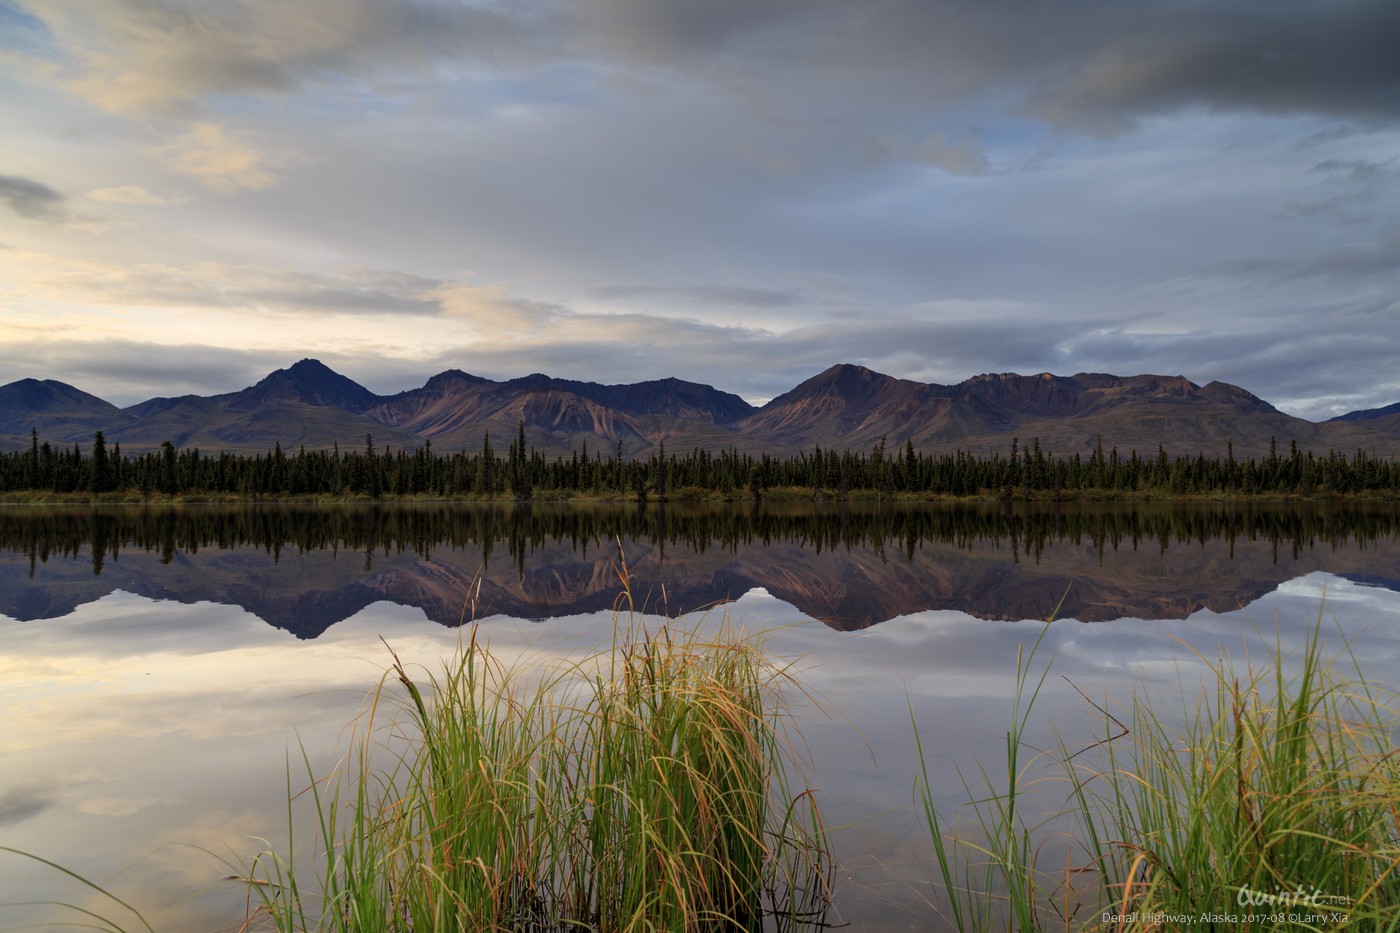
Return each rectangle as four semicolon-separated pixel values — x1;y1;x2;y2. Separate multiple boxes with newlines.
916;620;1400;931
238;608;831;931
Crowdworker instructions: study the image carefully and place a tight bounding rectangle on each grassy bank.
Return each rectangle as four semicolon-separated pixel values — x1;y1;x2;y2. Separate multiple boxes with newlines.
236;611;832;932
917;624;1400;931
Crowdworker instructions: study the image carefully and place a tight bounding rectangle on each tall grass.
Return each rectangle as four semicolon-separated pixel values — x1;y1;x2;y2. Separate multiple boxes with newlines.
238;609;831;931
0;846;155;933
916;621;1400;931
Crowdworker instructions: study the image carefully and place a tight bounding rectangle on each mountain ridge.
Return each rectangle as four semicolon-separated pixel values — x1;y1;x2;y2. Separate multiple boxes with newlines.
3;360;1399;459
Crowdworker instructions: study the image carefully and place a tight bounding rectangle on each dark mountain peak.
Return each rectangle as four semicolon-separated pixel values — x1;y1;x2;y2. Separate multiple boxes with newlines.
225;360;381;414
814;362;884;383
587;376;756;423
0;378;56;412
966;371;1040;383
0;378;123;437
1;377;106;407
483;372;756;424
122;394;216;418
1330;400;1400;422
742;363;928;439
421;369;490;393
962;371;1075;390
780;363;906;401
8;361;1400;460
958;371;1082;417
1200;380;1271;409
1058;372;1196;392
951;371;1287;422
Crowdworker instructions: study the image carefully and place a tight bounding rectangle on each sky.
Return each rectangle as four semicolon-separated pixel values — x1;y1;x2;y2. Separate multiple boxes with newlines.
1;0;1398;419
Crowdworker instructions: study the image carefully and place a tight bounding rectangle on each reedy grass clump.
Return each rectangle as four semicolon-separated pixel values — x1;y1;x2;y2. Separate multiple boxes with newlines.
917;621;1400;931
239;609;831;931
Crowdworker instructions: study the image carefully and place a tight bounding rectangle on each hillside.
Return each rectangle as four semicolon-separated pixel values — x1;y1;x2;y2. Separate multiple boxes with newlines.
2;360;1399;459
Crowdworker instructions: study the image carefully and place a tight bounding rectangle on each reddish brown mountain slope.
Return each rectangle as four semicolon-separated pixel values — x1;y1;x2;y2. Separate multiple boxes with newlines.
5;360;1400;458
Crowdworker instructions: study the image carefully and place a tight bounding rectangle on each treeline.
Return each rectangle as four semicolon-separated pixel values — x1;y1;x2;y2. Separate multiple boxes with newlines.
2;428;1398;498
5;501;1399;579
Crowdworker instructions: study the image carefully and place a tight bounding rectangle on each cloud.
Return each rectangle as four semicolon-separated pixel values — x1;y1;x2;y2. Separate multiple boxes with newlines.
580;0;804;63
4;278;1399;420
1207;233;1400;284
1293;233;1400;280
4;0;1400;425
24;0;547;116
0;251;466;375
434;282;569;335
21;1;1400;137
0;172;66;221
1282;157;1400;221
581;1;1400;134
869;132;993;177
1024;2;1400;131
1311;158;1399;187
907;133;992;177
0;782;54;825
0;172;108;229
86;185;186;205
156;122;284;192
7;253;443;316
586;282;809;308
236;267;443;314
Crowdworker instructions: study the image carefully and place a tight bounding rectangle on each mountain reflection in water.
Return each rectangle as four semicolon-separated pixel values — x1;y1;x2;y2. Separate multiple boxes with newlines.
3;501;1399;635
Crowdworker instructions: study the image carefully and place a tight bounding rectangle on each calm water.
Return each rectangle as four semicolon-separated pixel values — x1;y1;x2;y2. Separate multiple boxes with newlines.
2;502;1399;930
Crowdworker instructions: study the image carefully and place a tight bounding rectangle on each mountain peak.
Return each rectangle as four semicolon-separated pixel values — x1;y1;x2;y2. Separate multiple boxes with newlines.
741;362;925;438
1200;380;1271;409
421;369;489;392
225;360;382;413
1330;400;1400;422
821;362;877;378
0;377;113;406
5;362;1399;460
0;377;122;437
798;363;900;394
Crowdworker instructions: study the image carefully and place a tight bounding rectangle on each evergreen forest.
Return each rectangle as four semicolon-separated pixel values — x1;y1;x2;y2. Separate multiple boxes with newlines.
2;428;1397;499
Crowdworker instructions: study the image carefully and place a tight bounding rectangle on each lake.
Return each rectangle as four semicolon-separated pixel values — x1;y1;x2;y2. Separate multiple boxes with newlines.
3;501;1399;930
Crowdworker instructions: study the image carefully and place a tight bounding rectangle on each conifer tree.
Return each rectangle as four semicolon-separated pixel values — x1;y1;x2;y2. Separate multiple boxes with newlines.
89;431;110;493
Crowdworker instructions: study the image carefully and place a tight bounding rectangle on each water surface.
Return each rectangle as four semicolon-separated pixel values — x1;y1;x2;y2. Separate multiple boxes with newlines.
2;502;1398;930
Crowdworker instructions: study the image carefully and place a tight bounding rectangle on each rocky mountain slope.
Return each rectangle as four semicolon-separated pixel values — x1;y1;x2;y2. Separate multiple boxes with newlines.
3;358;1398;459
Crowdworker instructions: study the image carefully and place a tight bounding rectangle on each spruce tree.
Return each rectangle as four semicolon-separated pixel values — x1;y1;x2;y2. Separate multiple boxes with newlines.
88;431;110;493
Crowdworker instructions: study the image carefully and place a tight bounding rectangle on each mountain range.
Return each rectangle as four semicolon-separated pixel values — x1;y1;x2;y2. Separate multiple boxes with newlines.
2;358;1398;459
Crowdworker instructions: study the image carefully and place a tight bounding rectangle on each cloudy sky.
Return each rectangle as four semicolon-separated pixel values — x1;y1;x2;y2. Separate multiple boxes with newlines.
2;0;1398;417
